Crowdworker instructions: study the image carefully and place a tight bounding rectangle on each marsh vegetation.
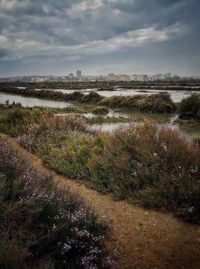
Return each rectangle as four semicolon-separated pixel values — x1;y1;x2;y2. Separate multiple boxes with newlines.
7;113;197;224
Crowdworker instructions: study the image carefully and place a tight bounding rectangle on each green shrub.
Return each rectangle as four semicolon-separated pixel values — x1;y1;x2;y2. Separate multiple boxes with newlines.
179;94;200;120
43;131;94;179
92;107;109;115
81;91;102;103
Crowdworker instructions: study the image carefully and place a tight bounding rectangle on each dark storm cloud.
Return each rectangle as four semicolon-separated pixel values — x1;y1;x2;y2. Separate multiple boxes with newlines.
0;48;9;58
0;0;199;76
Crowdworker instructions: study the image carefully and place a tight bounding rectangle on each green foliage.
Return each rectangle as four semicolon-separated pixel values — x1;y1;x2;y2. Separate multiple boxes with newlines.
99;93;176;113
179;94;200;120
44;131;94;179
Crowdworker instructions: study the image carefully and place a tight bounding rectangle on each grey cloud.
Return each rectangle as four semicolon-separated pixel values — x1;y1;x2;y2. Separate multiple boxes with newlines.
0;0;199;76
0;48;9;58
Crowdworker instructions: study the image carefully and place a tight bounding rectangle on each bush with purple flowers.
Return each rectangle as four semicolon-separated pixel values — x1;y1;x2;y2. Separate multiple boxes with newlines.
0;138;113;269
18;115;200;223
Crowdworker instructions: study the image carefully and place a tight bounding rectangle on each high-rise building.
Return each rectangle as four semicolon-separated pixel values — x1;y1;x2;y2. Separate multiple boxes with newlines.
107;73;115;81
130;74;137;81
131;74;148;81
116;74;131;81
76;70;82;80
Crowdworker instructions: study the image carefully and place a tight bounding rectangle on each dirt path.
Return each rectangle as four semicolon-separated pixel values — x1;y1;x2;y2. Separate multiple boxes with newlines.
4;135;200;269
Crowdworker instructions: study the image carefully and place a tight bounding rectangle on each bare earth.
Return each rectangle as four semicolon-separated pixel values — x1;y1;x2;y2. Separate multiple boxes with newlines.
4;135;200;269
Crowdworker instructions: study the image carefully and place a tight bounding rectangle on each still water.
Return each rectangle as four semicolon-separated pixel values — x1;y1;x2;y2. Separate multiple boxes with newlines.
96;89;200;103
0;93;73;108
88;115;200;138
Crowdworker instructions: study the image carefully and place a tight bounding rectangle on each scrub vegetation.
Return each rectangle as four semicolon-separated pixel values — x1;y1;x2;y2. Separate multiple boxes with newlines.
16;114;200;224
99;92;176;113
0;91;200;269
0;138;113;269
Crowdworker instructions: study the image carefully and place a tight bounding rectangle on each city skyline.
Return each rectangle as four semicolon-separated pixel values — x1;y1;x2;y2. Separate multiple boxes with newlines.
1;70;198;83
0;0;200;77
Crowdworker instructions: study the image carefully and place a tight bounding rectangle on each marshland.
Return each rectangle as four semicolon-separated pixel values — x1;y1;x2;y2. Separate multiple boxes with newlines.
1;81;200;269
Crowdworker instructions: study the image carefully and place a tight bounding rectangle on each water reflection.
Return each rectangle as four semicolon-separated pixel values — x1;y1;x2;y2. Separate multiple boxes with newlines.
96;88;200;102
83;110;128;119
88;115;198;138
0;93;72;108
88;122;132;133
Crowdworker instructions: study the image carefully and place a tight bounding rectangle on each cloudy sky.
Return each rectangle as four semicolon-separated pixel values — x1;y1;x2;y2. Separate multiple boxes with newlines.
0;0;199;77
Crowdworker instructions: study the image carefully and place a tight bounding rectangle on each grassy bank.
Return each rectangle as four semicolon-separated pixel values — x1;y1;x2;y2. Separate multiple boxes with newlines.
99;92;177;113
18;114;200;224
0;137;113;269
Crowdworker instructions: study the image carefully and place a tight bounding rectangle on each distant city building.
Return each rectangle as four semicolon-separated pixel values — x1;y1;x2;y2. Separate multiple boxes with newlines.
130;74;137;81
115;74;131;81
107;73;115;81
76;70;82;80
131;74;148;81
151;73;180;81
151;74;163;81
0;72;197;82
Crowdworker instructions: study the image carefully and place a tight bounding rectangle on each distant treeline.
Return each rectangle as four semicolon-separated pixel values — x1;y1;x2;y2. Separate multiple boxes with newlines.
0;80;200;90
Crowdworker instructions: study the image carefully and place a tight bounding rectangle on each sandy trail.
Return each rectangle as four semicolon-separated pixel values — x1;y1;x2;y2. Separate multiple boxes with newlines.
3;135;200;269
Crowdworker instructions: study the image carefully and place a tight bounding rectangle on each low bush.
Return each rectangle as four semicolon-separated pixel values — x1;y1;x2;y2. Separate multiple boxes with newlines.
81;92;102;103
179;94;200;120
0;138;113;269
92;107;109;115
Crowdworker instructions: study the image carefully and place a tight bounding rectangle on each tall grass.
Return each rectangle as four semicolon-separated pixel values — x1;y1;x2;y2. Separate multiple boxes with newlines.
0;108;44;137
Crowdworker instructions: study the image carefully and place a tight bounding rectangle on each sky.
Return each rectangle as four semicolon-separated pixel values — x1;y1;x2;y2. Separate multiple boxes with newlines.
0;0;199;77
